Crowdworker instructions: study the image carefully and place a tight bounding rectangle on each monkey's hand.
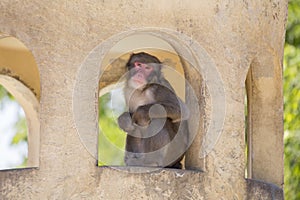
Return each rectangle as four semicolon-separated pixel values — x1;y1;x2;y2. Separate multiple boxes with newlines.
132;105;151;127
118;112;135;132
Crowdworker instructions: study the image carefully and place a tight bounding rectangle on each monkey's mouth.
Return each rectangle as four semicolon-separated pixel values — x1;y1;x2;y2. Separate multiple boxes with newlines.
133;79;145;85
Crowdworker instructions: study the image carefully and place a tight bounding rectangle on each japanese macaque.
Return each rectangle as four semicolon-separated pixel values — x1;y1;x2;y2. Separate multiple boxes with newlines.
118;52;189;168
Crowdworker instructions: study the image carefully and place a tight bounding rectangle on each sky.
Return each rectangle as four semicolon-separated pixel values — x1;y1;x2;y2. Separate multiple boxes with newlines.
0;97;27;170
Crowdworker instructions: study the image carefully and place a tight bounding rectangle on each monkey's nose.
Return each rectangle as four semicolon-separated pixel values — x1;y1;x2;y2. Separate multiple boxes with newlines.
137;73;143;78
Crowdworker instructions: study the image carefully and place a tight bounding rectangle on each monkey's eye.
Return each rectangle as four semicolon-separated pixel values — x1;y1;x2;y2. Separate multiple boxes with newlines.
145;65;152;70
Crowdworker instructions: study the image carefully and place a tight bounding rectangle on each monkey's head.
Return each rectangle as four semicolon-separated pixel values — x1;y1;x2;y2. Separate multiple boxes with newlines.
126;52;162;89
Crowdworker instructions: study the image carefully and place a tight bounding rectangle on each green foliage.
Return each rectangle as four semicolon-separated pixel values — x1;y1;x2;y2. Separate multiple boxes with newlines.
0;85;28;145
284;44;300;131
98;93;126;166
0;85;8;100
285;0;300;47
284;0;300;199
284;131;300;200
0;85;13;109
0;84;28;167
11;117;28;145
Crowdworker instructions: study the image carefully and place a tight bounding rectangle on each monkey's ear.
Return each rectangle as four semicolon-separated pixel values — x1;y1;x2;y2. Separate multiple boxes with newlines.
155;63;162;72
125;62;131;69
127;53;136;65
125;53;134;69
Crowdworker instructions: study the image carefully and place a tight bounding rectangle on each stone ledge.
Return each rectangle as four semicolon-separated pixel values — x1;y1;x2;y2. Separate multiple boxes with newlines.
246;178;284;200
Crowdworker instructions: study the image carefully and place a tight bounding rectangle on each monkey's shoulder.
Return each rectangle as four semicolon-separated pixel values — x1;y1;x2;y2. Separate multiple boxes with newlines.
145;83;177;100
145;82;174;93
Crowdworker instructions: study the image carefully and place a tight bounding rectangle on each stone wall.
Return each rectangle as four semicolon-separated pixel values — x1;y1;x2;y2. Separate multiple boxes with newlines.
0;0;287;199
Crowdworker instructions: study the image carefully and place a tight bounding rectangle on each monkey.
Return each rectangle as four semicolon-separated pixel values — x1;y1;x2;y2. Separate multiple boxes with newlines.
117;52;189;169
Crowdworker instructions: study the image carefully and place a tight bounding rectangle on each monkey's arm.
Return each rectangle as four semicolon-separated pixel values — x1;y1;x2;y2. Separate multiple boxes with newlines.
155;83;189;121
132;84;189;126
159;100;189;122
132;99;189;127
118;112;135;132
165;99;190;122
150;84;190;121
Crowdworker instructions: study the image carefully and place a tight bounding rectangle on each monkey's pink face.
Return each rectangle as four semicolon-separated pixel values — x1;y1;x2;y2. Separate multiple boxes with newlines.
130;62;154;88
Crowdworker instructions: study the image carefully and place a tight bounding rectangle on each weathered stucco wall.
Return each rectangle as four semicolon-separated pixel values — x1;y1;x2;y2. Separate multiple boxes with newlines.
0;0;287;199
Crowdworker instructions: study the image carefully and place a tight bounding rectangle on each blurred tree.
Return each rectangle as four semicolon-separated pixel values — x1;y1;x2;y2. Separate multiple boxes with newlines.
0;84;13;102
285;0;300;48
98;92;126;166
0;84;28;168
284;0;300;199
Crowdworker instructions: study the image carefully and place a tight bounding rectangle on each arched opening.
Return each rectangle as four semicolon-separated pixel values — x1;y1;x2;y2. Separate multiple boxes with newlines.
0;84;28;169
0;33;40;169
73;28;224;172
98;34;188;167
244;52;284;187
